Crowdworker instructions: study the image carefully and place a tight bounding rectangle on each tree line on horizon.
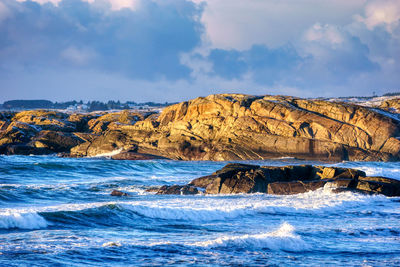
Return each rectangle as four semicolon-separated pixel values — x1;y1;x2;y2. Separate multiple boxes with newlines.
1;100;174;111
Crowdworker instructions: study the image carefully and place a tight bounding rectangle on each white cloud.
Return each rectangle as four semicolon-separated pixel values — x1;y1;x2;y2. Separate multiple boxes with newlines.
305;23;344;45
109;0;139;11
15;0;139;10
0;1;11;23
357;0;400;32
191;0;367;50
16;0;62;5
60;46;96;65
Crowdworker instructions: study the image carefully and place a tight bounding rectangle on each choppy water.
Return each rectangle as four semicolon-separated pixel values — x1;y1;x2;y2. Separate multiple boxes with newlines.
0;155;399;266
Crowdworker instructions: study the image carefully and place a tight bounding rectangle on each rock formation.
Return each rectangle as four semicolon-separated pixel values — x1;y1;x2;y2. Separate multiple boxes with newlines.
2;94;400;161
153;163;400;197
72;94;400;161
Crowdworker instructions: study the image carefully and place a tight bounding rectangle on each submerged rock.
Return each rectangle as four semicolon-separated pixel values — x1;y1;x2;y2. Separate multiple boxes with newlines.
111;190;130;197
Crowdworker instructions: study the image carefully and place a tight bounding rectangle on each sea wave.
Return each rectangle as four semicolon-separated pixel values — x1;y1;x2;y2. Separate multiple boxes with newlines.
191;222;310;251
0;189;392;229
0;211;48;229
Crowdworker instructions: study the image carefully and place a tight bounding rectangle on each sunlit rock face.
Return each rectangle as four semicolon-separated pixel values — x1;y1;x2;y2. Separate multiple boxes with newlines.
2;94;400;162
72;94;400;161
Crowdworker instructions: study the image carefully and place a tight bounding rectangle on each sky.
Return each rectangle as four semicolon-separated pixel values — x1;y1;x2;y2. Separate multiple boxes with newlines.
0;0;399;102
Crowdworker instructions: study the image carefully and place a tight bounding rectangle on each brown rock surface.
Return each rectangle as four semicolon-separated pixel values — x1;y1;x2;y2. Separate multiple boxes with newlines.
71;94;400;161
2;94;400;161
111;190;130;197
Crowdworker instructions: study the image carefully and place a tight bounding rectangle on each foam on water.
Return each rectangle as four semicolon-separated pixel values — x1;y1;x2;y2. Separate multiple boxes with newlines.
89;148;123;158
2;156;400;266
120;189;386;221
191;222;310;251
0;211;48;229
0;189;388;226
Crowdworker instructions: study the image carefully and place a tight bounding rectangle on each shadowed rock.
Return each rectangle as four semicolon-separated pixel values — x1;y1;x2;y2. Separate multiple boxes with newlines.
267;180;327;195
158;163;400;197
155;185;199;195
111;151;167;160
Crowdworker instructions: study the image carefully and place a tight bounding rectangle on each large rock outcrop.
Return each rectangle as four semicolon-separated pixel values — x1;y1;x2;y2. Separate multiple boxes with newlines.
71;94;400;161
153;163;400;197
0;109;152;157
3;94;400;161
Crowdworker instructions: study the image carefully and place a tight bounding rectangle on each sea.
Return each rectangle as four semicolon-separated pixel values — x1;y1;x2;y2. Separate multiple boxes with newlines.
0;155;399;266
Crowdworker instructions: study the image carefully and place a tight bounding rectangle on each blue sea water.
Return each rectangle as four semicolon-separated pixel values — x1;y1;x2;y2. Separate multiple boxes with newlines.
0;155;399;266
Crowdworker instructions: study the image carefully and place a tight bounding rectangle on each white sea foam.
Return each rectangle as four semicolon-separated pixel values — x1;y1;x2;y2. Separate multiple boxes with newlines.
352;166;400;180
102;241;122;247
120;189;383;221
191;222;310;251
89;148;123;158
0;211;48;229
0;188;389;226
122;203;252;221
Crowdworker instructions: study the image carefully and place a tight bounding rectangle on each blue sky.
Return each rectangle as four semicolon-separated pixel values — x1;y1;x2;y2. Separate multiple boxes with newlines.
0;0;399;102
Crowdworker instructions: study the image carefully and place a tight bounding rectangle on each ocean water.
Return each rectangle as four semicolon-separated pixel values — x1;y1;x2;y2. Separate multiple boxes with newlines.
0;155;399;266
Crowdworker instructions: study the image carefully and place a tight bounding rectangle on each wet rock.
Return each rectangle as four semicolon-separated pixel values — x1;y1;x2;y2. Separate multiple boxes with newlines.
155;185;199;195
319;167;366;179
356;179;400;196
186;164;400;197
189;175;218;188
145;187;160;193
111;190;130;197
267;180;327;195
111;151;166;160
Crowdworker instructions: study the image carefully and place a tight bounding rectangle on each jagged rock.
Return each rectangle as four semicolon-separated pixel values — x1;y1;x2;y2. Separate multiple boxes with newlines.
203;164;324;194
111;190;130;197
86;110;147;133
189;175;218;188
31;130;84;152
379;98;400;113
68;113;96;132
70;131;138;157
318;167;366;179
155;185;199;195
356;178;400;196
13;110;75;132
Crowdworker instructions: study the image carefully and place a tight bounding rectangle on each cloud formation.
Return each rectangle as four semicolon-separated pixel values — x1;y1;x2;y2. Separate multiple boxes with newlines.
0;0;399;102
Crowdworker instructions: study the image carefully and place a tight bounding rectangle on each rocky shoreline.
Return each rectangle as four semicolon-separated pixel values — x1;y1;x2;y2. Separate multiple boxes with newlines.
2;94;400;162
128;163;399;197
